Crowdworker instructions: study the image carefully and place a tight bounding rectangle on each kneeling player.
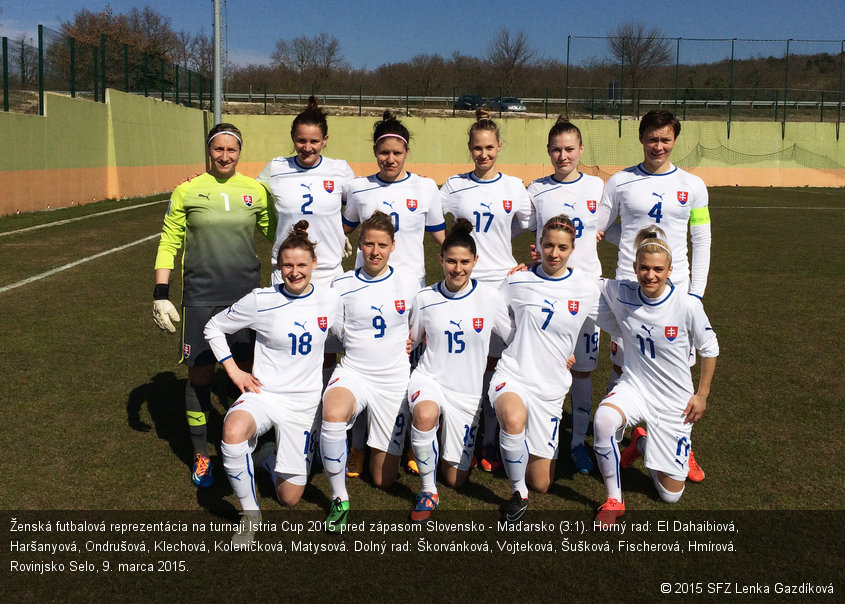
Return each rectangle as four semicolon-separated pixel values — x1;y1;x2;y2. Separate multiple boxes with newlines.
204;222;341;544
320;212;417;532
406;219;512;521
593;228;718;524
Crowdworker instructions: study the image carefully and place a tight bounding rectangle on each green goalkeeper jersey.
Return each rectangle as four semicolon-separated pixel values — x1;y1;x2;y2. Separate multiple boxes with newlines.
155;172;274;306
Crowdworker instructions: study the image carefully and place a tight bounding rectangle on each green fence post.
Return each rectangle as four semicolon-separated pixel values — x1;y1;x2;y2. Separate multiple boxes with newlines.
160;58;165;101
837;40;843;140
674;38;680;115
545;87;548;119
452;85;456;117
774;89;778;122
565;35;570;117
69;37;76;98
100;34;106;102
264;82;267;115
143;52;148;97
123;44;129;92
175;65;179;105
92;47;98;103
728;38;735;138
359;84;362;116
618;53;624;130
199;74;203;110
187;69;192;107
2;37;7;112
37;25;44;115
590;88;594;119
499;86;503;117
782;39;791;136
406;86;409;117
820;91;824;122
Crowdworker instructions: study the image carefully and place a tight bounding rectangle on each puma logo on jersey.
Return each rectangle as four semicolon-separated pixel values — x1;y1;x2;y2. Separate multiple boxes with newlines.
371;305;383;314
300;183;312;191
449;320;462;329
641;324;654;336
652;192;665;201
293;321;308;331
198;193;211;200
544;299;557;309
382;200;394;209
563;202;576;210
479;201;492;211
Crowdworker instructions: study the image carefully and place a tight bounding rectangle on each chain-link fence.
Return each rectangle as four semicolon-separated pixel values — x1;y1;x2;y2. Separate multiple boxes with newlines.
565;36;843;131
3;27;843;136
2;25;213;115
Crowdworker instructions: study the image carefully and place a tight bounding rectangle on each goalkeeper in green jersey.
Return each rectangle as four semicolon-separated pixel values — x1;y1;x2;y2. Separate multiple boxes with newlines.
153;123;275;488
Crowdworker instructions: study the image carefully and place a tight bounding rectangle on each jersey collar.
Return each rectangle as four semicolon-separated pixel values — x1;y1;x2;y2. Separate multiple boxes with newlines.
293;156;324;170
638;280;675;306
354;266;394;283
279;283;315;299
532;264;573;281
468;171;502;184
436;279;477;299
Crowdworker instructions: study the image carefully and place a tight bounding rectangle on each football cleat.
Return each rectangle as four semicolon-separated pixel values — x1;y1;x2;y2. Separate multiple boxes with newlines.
570;443;594;474
346;446;365;478
410;491;439;523
192;453;214;488
620;427;647;469
404;448;419;475
325;498;349;533
596;498;625;525
687;450;705;482
480;444;502;472
503;491;528;524
231;510;261;546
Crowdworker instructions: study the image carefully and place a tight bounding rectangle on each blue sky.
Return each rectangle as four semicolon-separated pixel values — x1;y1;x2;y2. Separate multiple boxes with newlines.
2;1;843;69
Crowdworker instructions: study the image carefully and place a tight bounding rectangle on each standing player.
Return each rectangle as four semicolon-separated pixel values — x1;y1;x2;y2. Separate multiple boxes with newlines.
319;212;417;532
152;123;273;489
343;110;446;289
341;112;446;477
592;228;718;524
489;216;604;523
204;222;341;543
596;109;711;482
527;116;605;475
257;96;356;383
405;219;513;521
440;108;531;472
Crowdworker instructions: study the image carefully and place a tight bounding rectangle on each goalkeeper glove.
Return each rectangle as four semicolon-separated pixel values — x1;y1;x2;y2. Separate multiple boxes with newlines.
152;283;180;333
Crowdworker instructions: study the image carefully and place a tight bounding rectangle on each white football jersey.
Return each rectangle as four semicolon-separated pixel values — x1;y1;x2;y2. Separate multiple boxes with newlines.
257;156;356;280
344;173;446;287
410;280;512;398
599;279;718;410
331;267;416;385
496;266;601;399
205;284;342;394
597;163;710;294
440;172;531;282
527;172;604;276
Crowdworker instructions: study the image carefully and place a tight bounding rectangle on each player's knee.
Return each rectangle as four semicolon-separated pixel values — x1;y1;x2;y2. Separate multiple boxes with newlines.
222;414;252;444
593;405;623;444
653;471;684;503
412;402;439;430
528;476;551;494
276;484;303;507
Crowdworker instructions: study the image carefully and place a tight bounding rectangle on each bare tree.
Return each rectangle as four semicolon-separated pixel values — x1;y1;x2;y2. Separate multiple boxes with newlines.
608;22;672;90
271;32;344;92
487;28;536;92
411;53;446;97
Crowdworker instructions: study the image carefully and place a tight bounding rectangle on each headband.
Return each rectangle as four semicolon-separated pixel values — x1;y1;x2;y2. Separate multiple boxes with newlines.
208;130;242;146
375;133;408;146
550;221;576;234
637;241;672;256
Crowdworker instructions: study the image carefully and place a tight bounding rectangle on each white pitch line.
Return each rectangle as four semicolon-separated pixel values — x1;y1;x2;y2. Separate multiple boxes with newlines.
0;234;160;294
0;200;167;238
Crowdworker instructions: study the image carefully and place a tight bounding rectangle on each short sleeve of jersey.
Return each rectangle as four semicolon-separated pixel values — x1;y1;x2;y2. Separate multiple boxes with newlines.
688;296;718;357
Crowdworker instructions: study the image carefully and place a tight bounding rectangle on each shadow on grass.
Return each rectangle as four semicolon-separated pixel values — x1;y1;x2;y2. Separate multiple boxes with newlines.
126;370;240;519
